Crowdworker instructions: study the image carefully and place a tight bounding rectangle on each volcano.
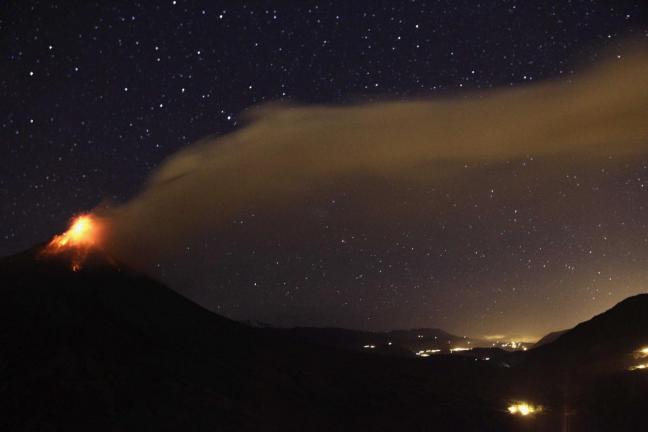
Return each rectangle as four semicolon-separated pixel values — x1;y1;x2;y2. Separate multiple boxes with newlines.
2;245;648;431
0;245;257;431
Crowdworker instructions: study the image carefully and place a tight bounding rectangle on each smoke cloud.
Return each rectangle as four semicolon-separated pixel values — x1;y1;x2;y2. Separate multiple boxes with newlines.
103;48;648;265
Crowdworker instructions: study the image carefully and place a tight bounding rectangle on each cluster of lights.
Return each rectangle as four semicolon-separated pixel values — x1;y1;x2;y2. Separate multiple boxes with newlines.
363;344;376;349
416;349;441;357
507;402;541;416
449;347;471;353
495;340;528;351
628;346;648;371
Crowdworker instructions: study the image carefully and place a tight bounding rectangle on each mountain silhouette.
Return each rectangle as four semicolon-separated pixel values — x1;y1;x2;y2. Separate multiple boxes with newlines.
523;294;648;374
534;329;568;348
0;246;266;431
508;294;648;431
2;245;648;431
0;246;512;431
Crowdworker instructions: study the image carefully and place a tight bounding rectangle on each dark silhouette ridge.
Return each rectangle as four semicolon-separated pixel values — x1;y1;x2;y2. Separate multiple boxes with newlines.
534;329;569;348
522;293;648;374
2;245;648;431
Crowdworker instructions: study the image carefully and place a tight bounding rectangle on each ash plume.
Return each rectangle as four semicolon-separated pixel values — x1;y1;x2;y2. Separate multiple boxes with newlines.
102;48;648;265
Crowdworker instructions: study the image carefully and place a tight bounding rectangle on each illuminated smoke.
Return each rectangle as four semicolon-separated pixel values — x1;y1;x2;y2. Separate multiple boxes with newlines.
101;47;648;265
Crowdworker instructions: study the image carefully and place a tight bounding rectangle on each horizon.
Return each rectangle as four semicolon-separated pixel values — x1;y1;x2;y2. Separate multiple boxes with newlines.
9;238;648;345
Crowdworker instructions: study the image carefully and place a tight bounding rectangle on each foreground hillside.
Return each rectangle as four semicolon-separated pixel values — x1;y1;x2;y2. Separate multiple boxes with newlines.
1;247;648;431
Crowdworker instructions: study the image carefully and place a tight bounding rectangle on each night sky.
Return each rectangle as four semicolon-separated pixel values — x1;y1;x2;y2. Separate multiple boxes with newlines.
3;1;648;340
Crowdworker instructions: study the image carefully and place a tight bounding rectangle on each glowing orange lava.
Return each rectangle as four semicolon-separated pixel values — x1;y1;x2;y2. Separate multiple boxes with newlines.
43;213;105;270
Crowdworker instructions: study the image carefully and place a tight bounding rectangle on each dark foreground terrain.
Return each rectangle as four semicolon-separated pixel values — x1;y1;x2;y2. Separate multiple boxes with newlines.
1;247;648;431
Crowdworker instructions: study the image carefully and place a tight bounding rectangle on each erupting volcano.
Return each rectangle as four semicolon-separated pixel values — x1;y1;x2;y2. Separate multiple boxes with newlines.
42;213;107;270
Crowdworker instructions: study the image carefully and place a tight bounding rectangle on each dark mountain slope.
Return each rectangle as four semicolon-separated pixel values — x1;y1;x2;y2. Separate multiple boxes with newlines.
0;247;519;432
502;295;648;431
0;247;267;431
522;294;648;374
534;329;568;348
4;245;648;431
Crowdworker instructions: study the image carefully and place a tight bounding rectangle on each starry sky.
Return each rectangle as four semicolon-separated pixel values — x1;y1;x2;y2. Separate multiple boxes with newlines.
2;1;648;340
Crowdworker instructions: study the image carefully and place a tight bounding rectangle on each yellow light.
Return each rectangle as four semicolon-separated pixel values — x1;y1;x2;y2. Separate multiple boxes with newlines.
508;402;540;416
639;347;648;356
629;363;648;371
416;349;441;357
70;216;90;238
